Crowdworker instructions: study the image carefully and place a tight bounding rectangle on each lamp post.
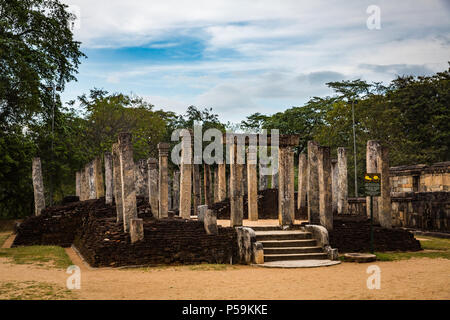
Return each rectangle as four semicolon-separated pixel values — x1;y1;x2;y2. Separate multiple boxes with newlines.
46;83;61;206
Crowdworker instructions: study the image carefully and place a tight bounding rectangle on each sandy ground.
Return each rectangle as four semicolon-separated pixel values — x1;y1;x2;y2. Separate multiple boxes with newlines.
0;247;449;300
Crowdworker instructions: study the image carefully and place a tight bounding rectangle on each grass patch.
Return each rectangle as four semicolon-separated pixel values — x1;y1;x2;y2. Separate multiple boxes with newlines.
0;246;72;269
135;263;237;272
187;263;236;271
375;236;450;261
0;281;76;300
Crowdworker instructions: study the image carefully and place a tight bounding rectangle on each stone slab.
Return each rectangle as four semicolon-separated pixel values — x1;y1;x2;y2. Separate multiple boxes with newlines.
255;259;341;268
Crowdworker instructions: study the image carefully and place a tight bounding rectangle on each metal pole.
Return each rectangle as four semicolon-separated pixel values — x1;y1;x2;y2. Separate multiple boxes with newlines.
370;195;374;253
49;84;55;206
351;98;358;197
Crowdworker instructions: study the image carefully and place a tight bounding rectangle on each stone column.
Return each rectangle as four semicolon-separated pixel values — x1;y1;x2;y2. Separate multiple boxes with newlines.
297;153;307;216
229;141;244;227
179;134;192;219
75;171;81;198
259;163;269;191
378;146;392;228
168;175;173;210
307;141;320;224
192;164;201;216
366;140;381;224
278;147;295;226
112;143;123;223
318;146;333;231
80;169;88;201
130;218;144;243
135;159;148;198
104;152;113;204
118;133;138;232
158;143;170;218
172;170;180;210
203;164;213;206
94;156;104;199
272;151;279;189
247;146;258;221
217;163;227;201
213;167;219;203
337;147;348;215
204;208;218;235
331;159;338;215
242;164;248;195
147;158;159;216
86;161;96;199
32;157;45;216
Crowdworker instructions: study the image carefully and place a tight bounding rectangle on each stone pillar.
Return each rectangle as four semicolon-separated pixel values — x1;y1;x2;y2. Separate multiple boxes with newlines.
272;152;279;188
213;167;219;203
247;147;258;221
112;143;123;223
118;133;138;232
130;218;144;243
337;147;348;215
193;164;201;216
204;209;218;235
94;156;104;199
259;162;269;191
331;159;338;215
80;169;88;201
86;161;96;199
147;158;159;216
307;141;320;224
218;163;227;201
135;159;148;198
158;143;170;218
278;147;295;226
172;171;180;210
318;146;333;231
168;175;173;210
179;135;192;219
203;164;213;206
197;204;208;223
378;146;392;228
32;157;45;216
297;153;307;216
104;152;113;204
229;141;244;227
242;164;248;195
75;171;81;198
366;140;381;224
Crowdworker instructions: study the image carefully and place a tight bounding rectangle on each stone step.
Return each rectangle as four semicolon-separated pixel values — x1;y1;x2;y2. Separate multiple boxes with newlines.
255;231;312;241
263;246;323;255
264;252;328;262
249;226;282;231
260;239;317;248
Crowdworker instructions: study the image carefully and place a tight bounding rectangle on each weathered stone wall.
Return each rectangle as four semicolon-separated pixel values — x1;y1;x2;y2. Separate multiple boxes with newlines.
328;216;421;253
344;192;449;232
390;162;450;192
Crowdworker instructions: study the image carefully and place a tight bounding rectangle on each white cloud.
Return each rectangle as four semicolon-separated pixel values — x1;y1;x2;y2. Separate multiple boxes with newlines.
61;0;450;122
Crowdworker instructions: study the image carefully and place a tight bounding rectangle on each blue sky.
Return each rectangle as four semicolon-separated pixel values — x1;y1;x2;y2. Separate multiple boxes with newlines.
61;0;450;123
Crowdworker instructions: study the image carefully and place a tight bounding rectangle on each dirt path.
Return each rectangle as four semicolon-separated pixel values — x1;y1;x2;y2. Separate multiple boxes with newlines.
0;254;448;299
1;233;15;249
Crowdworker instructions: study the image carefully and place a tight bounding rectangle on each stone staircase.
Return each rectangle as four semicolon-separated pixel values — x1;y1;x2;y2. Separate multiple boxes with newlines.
252;226;328;262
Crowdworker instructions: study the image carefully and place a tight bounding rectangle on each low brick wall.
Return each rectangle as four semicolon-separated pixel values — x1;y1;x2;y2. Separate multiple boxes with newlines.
13;198;239;267
329;216;422;253
74;218;238;267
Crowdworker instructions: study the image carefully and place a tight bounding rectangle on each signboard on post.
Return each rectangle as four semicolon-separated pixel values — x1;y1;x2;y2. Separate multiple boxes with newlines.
364;173;381;196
